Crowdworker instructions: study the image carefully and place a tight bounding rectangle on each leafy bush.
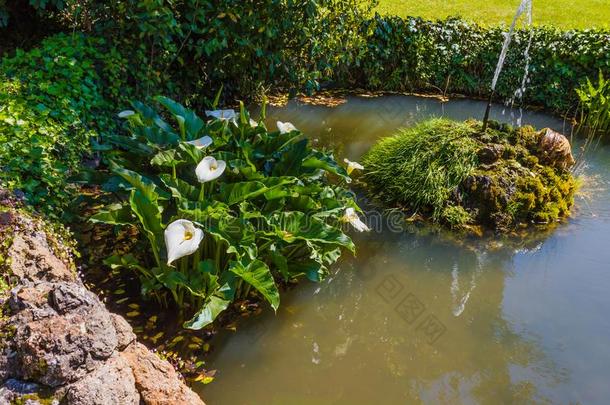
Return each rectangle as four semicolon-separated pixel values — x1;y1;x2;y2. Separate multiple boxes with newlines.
0;33;162;215
340;16;610;113
74;0;374;102
91;97;364;329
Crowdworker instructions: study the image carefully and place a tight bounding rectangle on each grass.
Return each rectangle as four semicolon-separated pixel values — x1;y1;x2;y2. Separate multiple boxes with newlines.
361;119;578;231
376;0;610;30
361;118;479;222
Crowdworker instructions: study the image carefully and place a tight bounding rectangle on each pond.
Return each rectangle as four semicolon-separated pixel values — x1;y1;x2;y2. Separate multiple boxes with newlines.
199;95;610;404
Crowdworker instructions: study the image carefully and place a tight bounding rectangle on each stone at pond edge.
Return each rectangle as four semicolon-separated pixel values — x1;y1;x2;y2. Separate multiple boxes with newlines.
122;342;204;405
0;200;205;405
539;128;576;170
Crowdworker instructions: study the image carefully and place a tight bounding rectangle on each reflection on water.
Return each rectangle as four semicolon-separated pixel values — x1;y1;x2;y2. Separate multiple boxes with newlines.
200;96;610;404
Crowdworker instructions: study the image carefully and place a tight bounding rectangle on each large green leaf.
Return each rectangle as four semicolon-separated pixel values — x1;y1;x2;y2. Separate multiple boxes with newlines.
156;96;205;140
90;203;134;225
111;163;170;201
151;149;184;167
269;211;355;251
184;295;231;330
302;151;350;180
229;259;280;311
159;174;199;201
129;189;164;253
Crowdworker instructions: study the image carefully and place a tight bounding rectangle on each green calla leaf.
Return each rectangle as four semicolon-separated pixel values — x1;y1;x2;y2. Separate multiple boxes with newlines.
90;203;134;225
184;295;231;330
229;259;280;311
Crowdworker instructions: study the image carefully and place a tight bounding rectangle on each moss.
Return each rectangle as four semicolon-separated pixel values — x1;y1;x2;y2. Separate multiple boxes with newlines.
362;118;577;232
10;390;57;405
441;205;473;229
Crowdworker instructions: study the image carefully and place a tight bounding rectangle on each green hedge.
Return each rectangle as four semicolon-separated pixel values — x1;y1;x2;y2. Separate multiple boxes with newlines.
0;33;147;214
338;15;610;113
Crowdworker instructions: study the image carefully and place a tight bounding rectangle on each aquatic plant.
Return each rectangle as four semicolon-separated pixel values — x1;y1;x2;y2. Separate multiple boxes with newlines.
91;97;365;329
576;71;610;141
362;118;577;231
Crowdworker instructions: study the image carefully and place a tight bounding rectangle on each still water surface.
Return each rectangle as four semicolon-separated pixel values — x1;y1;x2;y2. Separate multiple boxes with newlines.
200;95;610;404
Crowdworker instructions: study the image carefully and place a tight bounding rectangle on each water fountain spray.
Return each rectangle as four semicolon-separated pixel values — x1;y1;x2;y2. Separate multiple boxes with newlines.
482;0;533;132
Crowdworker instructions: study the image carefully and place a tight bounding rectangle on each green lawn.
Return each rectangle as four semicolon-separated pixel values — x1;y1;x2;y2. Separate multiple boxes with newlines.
376;0;610;29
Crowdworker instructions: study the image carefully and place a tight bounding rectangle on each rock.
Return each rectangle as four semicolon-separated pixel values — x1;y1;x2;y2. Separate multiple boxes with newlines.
7;230;75;284
0;379;49;404
122;342;205;405
10;282;118;387
63;354;140;405
0;202;204;404
111;313;136;351
538;128;576;170
477;144;505;164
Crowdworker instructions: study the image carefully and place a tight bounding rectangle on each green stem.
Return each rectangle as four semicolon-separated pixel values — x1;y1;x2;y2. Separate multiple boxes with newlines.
214;240;222;273
193;247;201;273
199;183;205;201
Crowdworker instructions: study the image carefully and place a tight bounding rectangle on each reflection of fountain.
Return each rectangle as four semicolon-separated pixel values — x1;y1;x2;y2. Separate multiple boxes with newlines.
450;251;486;317
482;0;533;132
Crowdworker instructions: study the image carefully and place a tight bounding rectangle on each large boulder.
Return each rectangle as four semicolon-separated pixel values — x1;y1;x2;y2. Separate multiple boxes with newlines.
0;196;205;405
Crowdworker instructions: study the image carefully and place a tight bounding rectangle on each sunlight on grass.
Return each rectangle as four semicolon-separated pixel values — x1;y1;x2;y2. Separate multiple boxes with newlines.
376;0;610;29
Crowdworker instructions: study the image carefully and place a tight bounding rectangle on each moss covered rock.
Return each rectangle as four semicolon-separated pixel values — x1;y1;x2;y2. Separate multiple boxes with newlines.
361;118;577;232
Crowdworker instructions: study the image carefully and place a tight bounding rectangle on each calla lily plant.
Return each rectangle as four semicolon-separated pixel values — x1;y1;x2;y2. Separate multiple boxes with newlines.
93;96;366;330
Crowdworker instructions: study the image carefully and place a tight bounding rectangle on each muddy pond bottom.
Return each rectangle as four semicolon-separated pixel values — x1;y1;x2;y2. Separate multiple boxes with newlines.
199;95;610;404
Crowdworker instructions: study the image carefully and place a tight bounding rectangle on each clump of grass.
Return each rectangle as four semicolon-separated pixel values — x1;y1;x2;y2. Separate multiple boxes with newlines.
362;118;479;222
362;118;578;232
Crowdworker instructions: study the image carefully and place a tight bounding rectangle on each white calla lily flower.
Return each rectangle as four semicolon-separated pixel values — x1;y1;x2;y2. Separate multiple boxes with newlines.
344;158;364;175
342;208;370;232
186;136;213;149
164;219;204;265
205;109;237;122
249;118;259;127
195;156;226;183
118;110;135;118
277;121;297;134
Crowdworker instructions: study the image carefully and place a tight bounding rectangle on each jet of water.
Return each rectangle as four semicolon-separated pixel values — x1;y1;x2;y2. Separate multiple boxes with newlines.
482;0;533;131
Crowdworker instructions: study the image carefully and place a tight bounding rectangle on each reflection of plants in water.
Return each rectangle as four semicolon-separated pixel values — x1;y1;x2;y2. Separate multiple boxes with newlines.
331;226;567;403
90;97;363;330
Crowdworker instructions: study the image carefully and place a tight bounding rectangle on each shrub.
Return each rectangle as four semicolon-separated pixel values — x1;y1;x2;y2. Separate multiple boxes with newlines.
91;97;365;329
79;0;374;102
340;16;610;113
0;33;160;215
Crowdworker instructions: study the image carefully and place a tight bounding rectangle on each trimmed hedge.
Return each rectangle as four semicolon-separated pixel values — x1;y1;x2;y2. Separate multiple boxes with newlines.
337;15;610;113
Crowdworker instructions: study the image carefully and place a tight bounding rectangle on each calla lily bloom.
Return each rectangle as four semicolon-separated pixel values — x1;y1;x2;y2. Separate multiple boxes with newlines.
196;156;226;183
205;109;237;122
344;158;364;175
249;118;259;127
164;219;204;265
341;208;370;232
277;121;297;134
186;136;213;149
118;110;135;118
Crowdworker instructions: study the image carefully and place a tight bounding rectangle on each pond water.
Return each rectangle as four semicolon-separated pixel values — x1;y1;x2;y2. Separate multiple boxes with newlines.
199;95;610;404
